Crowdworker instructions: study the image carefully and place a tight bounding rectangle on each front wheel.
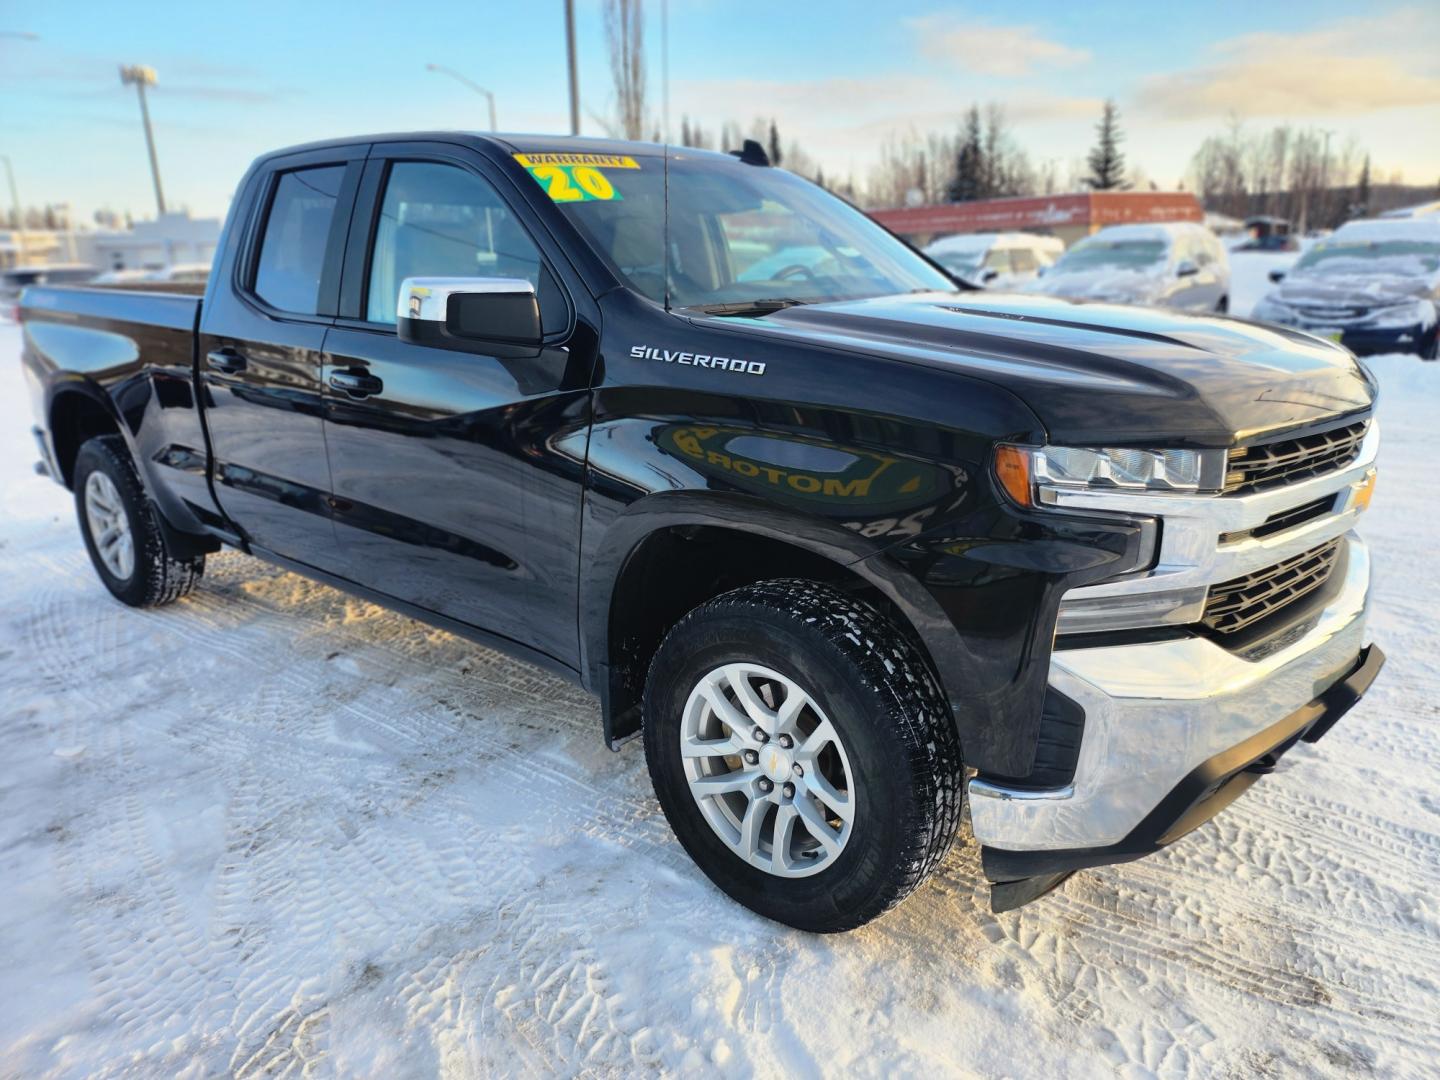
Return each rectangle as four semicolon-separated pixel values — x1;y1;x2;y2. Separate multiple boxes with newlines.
642;579;964;932
73;435;205;607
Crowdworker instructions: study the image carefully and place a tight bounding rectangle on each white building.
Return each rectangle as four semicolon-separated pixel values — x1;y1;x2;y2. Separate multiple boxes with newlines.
76;211;222;273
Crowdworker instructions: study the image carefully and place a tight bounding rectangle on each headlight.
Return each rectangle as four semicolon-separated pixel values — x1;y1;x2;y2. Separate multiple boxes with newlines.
994;444;1223;507
1362;298;1436;329
1251;295;1294;323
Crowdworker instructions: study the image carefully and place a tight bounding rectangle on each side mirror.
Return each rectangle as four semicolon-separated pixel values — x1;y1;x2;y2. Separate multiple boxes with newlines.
397;276;542;355
1176;259;1200;278
982;268;999;283
1268;269;1286;283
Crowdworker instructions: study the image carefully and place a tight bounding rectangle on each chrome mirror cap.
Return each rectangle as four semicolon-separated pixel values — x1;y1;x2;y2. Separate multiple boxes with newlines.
398;276;536;323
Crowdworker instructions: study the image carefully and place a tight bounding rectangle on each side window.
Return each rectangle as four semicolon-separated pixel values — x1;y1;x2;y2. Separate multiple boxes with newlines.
983;249;1011;273
366;161;552;326
253;166;345;314
1011;248;1038;273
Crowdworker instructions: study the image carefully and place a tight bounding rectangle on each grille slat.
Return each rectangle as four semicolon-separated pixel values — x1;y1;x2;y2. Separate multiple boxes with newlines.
1224;420;1367;495
1202;539;1342;635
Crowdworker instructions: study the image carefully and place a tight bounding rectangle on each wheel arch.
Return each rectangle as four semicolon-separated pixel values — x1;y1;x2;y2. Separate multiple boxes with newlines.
583;491;964;749
47;381;132;490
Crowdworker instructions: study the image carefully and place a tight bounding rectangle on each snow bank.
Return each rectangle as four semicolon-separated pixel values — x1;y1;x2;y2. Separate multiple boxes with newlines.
2;321;1438;1077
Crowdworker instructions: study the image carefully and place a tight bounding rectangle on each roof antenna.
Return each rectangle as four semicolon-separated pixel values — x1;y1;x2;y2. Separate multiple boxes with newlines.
728;138;770;167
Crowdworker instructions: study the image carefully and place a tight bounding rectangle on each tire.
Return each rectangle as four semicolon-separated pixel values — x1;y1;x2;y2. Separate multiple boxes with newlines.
1215;295;1229;314
73;435;204;607
1421;328;1439;361
642;579;964;932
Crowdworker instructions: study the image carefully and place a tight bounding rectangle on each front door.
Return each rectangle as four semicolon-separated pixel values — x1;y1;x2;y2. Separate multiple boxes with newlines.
321;150;592;666
198;147;364;572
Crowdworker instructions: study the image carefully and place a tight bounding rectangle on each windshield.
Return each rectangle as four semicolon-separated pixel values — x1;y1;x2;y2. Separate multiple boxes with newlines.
1049;238;1167;275
542;151;953;308
931;251;985;276
1291;238;1440;279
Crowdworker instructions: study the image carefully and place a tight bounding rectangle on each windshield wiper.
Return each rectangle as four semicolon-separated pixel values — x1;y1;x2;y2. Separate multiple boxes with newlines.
689;298;812;317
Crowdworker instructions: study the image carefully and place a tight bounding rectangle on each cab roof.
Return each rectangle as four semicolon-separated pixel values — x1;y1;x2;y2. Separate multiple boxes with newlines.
259;131;734;164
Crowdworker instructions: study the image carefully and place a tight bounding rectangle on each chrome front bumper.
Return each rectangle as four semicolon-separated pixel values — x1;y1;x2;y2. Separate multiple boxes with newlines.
970;532;1372;853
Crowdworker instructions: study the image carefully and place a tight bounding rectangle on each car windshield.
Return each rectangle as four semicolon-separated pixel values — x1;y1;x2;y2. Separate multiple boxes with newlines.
1049;238;1167;275
1291;238;1440;279
542;150;953;309
931;250;986;275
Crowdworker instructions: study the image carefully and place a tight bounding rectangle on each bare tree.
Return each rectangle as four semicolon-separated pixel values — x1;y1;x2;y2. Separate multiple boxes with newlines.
605;0;648;140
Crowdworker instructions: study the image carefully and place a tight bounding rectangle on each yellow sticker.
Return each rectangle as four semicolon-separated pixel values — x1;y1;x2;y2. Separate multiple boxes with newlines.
513;153;639;169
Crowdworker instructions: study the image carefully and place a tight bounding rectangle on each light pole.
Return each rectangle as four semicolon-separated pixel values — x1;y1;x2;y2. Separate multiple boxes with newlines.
1;155;26;269
564;0;580;136
120;65;166;216
425;64;497;131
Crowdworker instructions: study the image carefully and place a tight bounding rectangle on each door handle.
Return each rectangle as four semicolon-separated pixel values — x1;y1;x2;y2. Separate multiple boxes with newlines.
329;369;383;398
206;347;247;374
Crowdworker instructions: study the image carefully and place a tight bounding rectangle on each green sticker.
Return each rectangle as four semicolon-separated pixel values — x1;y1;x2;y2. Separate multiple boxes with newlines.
524;163;624;203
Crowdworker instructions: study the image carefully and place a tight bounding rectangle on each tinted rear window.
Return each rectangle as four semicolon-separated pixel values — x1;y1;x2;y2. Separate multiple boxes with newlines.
253;166;345;314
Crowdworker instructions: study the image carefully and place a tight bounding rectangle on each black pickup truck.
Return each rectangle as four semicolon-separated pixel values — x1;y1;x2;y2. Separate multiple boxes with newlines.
20;133;1385;931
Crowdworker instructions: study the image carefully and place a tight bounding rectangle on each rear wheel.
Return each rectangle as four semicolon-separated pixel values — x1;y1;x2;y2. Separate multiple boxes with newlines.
73;435;204;607
642;579;964;932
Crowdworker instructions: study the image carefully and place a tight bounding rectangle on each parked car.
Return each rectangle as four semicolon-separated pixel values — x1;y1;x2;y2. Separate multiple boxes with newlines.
1;263;98;305
1252;218;1440;359
1236;215;1300;253
19;134;1383;931
1023;222;1230;311
922;232;1063;289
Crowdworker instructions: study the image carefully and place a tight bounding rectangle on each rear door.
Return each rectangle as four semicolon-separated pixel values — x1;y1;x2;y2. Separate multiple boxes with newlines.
198;145;365;570
320;142;595;667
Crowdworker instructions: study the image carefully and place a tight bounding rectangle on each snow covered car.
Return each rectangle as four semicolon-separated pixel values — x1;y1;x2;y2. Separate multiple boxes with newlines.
922;232;1063;289
1023;222;1230;311
1252;218;1440;359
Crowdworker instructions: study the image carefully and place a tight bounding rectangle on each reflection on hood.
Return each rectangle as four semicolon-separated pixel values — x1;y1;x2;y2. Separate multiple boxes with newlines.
1026;266;1165;301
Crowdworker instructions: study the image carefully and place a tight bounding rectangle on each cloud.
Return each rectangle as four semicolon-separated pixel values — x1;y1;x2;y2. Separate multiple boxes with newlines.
1140;7;1440;118
906;12;1090;78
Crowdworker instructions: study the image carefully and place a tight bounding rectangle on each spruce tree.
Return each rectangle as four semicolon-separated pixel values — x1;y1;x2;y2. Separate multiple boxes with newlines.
767;120;783;167
1085;100;1128;191
948;106;985;201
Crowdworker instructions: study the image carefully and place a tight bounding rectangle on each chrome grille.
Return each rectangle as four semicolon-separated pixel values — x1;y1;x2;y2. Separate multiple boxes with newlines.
1202;539;1342;635
1224;420;1368;495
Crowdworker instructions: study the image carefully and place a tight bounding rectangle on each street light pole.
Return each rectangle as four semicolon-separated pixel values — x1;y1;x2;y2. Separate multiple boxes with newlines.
425;64;497;131
1;155;27;269
564;0;580;136
120;65;166;216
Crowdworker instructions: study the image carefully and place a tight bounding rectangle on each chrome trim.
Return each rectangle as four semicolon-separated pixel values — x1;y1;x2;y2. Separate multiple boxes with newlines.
969;534;1371;851
1055;420;1378;632
398;275;535;323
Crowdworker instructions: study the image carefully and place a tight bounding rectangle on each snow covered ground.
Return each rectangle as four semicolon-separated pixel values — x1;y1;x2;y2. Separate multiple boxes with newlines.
2;276;1439;1077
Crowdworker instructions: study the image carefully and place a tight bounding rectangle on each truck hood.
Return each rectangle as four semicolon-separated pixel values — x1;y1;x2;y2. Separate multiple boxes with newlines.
753;292;1375;447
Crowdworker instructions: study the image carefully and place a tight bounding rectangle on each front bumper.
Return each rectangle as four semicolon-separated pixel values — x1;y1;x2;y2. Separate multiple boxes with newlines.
971;532;1381;909
1269;316;1435;357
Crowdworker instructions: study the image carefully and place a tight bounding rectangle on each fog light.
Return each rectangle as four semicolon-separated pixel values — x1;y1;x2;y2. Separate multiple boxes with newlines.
1056;586;1209;635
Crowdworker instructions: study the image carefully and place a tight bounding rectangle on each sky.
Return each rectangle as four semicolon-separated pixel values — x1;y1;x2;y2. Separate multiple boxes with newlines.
1;0;1438;224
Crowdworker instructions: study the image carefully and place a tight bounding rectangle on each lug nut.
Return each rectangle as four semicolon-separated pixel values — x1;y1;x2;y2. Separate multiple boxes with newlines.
758;777;774;793
792;763;804;777
777;733;793;749
753;726;769;743
782;782;795;799
743;749;759;765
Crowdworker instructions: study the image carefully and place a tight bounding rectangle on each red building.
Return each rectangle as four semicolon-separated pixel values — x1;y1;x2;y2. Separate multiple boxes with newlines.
869;191;1204;246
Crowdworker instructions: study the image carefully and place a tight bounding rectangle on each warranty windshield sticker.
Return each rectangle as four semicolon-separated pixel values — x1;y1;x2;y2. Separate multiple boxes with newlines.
514;153;637;203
